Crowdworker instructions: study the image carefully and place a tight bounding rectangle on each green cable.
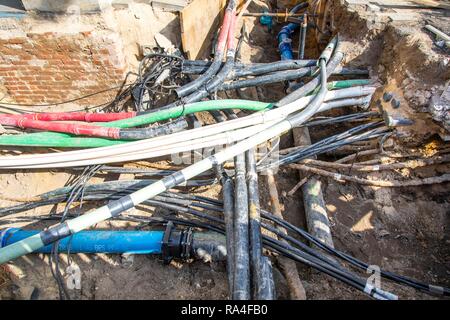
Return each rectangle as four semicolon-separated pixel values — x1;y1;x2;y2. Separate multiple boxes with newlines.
308;79;370;96
0;100;272;148
114;99;271;128
0;80;370;149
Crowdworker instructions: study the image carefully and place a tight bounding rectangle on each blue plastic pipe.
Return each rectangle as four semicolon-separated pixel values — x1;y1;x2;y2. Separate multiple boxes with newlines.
277;23;299;60
0;228;163;254
277;2;308;61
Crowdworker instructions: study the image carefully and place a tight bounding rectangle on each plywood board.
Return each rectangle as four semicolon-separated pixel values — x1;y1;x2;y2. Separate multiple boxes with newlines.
180;0;227;60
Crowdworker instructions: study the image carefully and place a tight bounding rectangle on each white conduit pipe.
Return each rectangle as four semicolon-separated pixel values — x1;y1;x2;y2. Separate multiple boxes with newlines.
0;86;373;166
8;95;374;169
0;87;375;169
9;121;278;169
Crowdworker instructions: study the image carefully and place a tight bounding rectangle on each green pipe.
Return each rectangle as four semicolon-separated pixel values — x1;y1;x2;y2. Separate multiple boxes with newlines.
0;100;272;148
308;80;370;96
116;99;272;128
0;133;124;148
0;80;370;149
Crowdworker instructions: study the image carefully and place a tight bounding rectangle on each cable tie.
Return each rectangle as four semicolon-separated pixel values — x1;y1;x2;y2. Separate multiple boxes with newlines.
210;155;219;166
429;285;445;295
374;288;398;300
224;130;234;145
364;282;375;295
178;98;188;117
17;118;25;129
371;292;388;300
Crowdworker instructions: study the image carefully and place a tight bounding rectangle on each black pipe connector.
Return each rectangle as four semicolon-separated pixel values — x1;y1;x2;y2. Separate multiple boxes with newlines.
161;221;193;264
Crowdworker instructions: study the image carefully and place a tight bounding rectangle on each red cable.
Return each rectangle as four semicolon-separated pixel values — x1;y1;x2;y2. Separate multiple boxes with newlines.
226;7;238;52
216;4;234;56
0;116;121;139
0;112;136;122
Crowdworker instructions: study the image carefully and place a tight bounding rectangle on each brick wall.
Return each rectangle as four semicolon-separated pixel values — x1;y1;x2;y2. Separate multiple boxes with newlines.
0;30;127;106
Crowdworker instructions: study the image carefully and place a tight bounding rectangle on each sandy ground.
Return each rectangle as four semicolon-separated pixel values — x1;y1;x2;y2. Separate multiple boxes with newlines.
0;0;449;300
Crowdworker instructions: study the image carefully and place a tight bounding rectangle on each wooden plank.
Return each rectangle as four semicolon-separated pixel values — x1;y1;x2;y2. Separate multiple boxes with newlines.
180;0;227;60
370;0;450;10
292;127;335;251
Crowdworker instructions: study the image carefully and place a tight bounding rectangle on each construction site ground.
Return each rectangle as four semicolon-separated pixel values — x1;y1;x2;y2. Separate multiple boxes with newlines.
0;0;448;300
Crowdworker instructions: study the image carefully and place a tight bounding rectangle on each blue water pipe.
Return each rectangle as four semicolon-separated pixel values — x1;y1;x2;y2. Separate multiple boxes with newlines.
276;2;309;60
0;228;164;255
0;12;25;19
277;23;299;60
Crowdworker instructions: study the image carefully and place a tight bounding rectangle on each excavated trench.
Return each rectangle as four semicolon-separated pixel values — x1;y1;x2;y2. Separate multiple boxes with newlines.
0;1;448;300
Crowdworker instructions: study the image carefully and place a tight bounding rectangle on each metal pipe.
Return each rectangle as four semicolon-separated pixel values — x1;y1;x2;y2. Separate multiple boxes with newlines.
298;13;308;59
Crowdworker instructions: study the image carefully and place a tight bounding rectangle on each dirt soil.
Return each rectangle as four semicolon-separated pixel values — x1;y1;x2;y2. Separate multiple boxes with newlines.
0;0;449;300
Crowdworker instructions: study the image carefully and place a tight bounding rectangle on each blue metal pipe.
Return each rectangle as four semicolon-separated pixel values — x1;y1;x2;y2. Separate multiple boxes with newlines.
0;228;163;254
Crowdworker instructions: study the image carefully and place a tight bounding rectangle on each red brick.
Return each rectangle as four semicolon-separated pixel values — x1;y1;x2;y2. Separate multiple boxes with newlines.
6;38;26;45
11;61;29;66
35;75;52;80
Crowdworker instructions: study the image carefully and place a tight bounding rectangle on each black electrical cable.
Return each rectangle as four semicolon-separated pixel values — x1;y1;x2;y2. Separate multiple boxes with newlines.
132;53;185;112
118;117;188;140
139;201;394;299
262;211;450;297
142;188;450;297
276;37;343;107
216;165;235;295
175;0;238;98
1;120;386;218
290;1;309;13
0;84;135;108
103;188;450;297
118;6;241;139
50;164;102;300
73;166;177;176
259;122;388;171
181;59;317;77
303;111;379;127
298;13;307;60
7;199;376;298
5;185;447;298
246;147;269;299
226;110;251;300
0;180;218;216
220;68;312;91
